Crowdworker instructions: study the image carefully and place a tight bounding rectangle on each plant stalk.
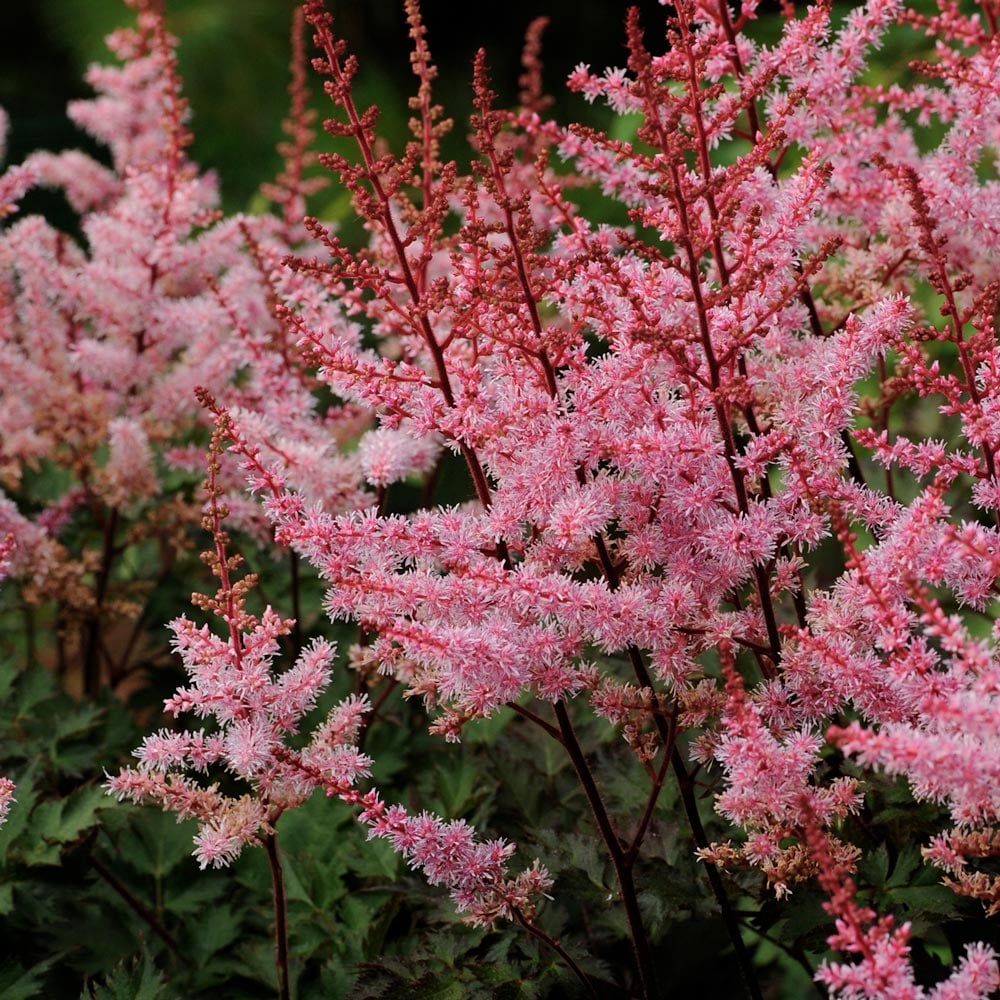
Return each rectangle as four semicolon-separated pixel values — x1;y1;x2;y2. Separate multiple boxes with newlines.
553;700;658;1000
264;831;291;1000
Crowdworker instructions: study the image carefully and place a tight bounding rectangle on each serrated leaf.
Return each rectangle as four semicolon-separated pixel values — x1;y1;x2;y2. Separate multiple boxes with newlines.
276;849;314;907
315;957;356;999
484;933;515;965
773;895;831;946
430;931;463;965
50;743;103;777
163;877;224;916
463;708;511;747
14;667;56;719
885;846;924;889
426;982;466;1000
51;703;104;743
564;832;610;889
359;893;404;958
351;836;399;881
118;809;196;879
0;956;58;1000
432;754;479;818
82;955;167;1000
230;940;279;990
29;785;106;860
187;903;242;963
341;893;382;939
857;843;890;888
887;884;960;917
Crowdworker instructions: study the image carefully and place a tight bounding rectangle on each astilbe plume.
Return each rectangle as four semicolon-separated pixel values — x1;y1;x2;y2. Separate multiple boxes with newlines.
57;0;1000;994
172;0;1000;995
0;0;366;696
109;413;552;931
106;416;372;868
803;801;1000;1000
0;531;14;827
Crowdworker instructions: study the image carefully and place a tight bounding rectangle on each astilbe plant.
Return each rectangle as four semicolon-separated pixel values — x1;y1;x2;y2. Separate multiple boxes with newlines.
0;533;14;828
0;0;974;994
138;0;1000;997
107;416;374;998
110;409;560;998
0;0;366;699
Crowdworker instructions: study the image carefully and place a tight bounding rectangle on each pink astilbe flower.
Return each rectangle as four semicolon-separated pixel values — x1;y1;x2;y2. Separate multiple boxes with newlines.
111;417;552;928
72;0;1000;991
107;420;372;868
349;790;553;927
804;803;1000;1000
102;416;159;508
357;424;441;489
0;0;366;695
194;1;1000;990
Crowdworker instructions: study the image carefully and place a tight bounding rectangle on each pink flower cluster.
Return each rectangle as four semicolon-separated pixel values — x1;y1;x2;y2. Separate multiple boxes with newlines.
803;802;1000;1000
106;427;374;868
351;790;553;926
212;0;1000;992
3;0;1000;993
0;1;367;694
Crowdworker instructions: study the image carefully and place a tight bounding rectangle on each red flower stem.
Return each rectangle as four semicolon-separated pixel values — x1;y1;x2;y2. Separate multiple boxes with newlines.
311;21;495;497
552;700;658;1000
512;906;600;1000
626;741;674;864
264;831;291;1000
506;701;563;742
83;505;119;697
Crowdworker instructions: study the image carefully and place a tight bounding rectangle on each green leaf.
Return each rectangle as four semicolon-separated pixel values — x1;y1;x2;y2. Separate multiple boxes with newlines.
431;753;480;818
116;809;196;879
14;667;56;720
564;832;610;890
315;958;356;1000
27;785;107;863
279;849;318;907
81;956;168;1000
163;877;223;916
51;703;104;743
887;884;960;918
351;836;399;881
50;743;103;777
857;843;890;888
186;903;242;963
0;956;58;1000
885;845;924;889
772;893;832;948
463;709;512;747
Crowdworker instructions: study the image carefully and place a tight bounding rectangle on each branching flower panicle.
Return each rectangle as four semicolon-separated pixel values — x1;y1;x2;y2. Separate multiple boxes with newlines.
3;0;1000;994
107;415;372;868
